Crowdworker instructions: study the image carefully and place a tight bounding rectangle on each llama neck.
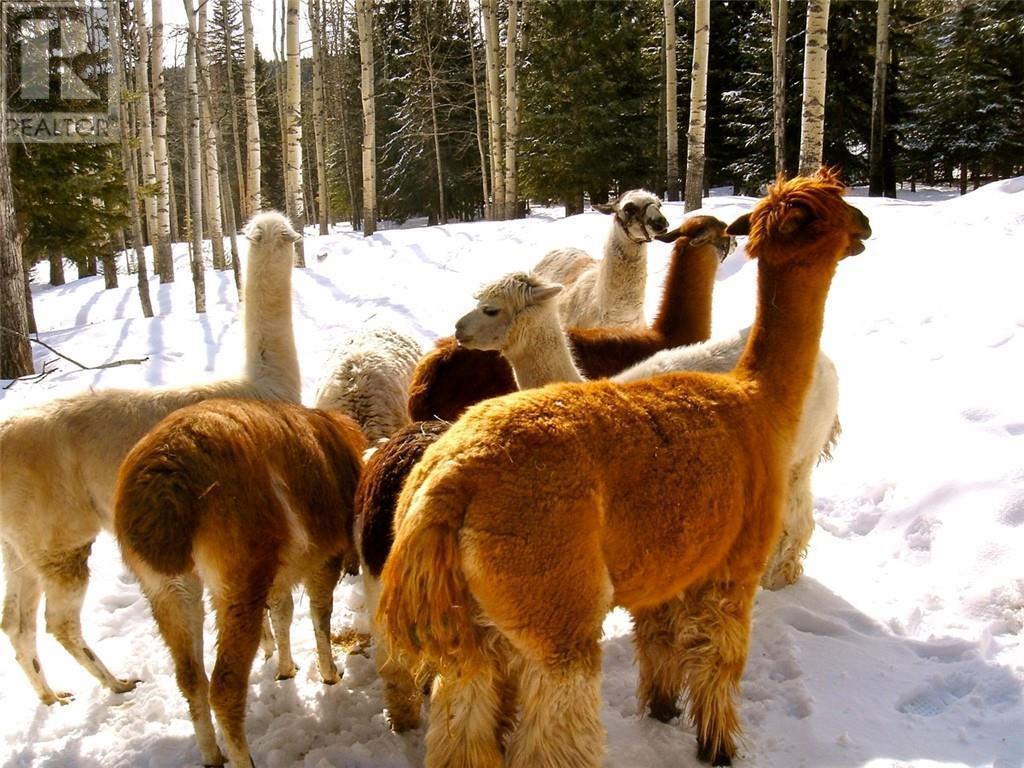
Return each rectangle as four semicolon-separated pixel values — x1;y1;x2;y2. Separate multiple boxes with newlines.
505;319;583;390
735;259;836;416
651;242;717;346
243;256;301;401
597;225;648;313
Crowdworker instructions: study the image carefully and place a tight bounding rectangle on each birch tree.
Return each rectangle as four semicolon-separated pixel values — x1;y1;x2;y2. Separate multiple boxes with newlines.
241;0;261;216
869;0;892;196
502;0;520;219
466;0;489;218
309;0;330;234
218;0;246;223
356;0;377;236
770;0;788;177
184;0;207;312
684;0;710;212
285;0;306;260
197;0;226;270
664;0;679;201
132;1;159;261
480;0;504;219
798;0;831;176
151;0;175;280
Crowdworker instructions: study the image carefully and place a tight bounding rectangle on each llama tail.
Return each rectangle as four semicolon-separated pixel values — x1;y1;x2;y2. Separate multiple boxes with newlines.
113;448;201;577
377;468;484;673
819;415;842;463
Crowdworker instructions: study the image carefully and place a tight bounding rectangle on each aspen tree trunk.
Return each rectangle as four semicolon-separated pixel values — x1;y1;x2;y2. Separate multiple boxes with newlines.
110;7;154;317
480;0;504;220
356;0;377;236
133;2;159;255
664;0;680;201
770;0;787;177
502;0;519;219
798;0;831;176
285;0;306;261
184;0;207;312
150;0;175;280
0;86;33;378
466;0;489;219
220;155;243;294
417;2;446;224
197;2;226;270
220;0;246;222
168;160;179;241
332;1;359;230
310;0;330;234
684;0;710;212
241;0;261;217
869;0;891;197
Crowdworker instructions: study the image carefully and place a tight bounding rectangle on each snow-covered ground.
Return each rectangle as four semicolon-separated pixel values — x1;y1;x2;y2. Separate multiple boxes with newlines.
2;179;1023;767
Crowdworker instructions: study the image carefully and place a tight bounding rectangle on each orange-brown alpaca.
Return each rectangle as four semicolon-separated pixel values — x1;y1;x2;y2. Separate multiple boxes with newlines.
379;169;870;768
114;399;365;767
406;215;731;422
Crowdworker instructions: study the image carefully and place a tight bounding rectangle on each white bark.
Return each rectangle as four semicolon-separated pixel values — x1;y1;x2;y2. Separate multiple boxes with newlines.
799;0;831;176
684;0;710;212
664;0;679;201
770;0;788;177
466;0;489;218
197;1;226;270
285;0;306;261
503;0;519;219
310;0;330;234
132;1;159;256
150;0;174;280
184;0;207;312
241;0;261;216
481;0;504;220
356;0;377;236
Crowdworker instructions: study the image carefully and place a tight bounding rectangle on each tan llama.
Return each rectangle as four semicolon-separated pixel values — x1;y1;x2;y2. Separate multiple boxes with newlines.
378;169;871;768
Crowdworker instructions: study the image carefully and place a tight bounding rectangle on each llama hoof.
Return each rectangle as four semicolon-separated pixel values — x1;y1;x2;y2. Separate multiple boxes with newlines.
760;565;801;591
109;677;141;694
275;666;298;681
647;698;682;723
385;708;421;733
42;690;75;706
321;672;340;686
697;740;732;766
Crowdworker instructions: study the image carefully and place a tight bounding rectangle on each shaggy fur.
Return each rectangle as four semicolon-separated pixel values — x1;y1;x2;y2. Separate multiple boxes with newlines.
406;215;731;422
379;170;871;767
614;328;841;590
114;399;365;767
315;327;424;444
0;211;302;705
533;189;669;328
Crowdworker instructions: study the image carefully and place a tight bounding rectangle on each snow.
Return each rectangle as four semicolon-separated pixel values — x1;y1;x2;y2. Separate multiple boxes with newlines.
2;181;1023;768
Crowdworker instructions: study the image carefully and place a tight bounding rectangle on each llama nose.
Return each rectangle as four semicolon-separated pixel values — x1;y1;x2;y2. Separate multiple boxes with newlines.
652;217;669;233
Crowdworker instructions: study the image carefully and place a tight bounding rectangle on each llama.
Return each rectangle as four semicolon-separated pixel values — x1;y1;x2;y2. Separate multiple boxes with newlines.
114;398;365;767
533;189;669;328
407;214;731;422
379;170;871;767
315;327;424;444
615;328;841;591
0;211;301;705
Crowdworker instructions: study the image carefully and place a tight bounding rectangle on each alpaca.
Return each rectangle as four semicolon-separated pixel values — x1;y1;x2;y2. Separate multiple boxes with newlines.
407;215;731;422
614;328;841;591
114;398;365;767
0;211;302;705
315;327;424;444
379;170;870;767
533;189;669;329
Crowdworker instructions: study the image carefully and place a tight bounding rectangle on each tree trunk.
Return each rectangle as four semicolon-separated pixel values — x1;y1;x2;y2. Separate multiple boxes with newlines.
102;252;118;289
49;252;66;286
770;0;787;177
330;1;359;230
83;253;98;277
664;0;680;201
0;95;34;377
466;0;489;219
197;1;226;270
417;2;447;224
184;0;207;312
284;0;306;261
684;0;710;212
241;0;261;218
132;2;160;259
151;0;175;281
868;0;891;196
220;152;243;295
310;0;330;234
480;0;504;220
503;0;520;219
356;0;377;236
798;0;831;176
168;156;179;242
23;259;36;335
111;5;154;317
220;0;246;225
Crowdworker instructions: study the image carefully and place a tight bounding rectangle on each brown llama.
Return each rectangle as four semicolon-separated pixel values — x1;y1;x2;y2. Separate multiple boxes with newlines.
379;170;870;767
406;215;732;422
114;399;365;767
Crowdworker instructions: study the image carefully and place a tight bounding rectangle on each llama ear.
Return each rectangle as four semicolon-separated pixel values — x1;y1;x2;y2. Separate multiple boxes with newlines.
530;283;563;304
244;226;263;244
779;204;812;235
282;229;303;243
594;203;616;215
726;213;752;236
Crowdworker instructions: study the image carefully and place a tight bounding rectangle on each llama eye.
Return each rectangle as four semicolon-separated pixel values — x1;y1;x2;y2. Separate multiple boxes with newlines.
622;203;637;216
483;307;500;317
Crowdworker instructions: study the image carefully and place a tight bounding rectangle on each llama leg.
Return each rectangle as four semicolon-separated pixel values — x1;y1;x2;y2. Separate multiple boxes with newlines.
143;570;224;767
259;613;275;659
506;650;604;768
2;542;68;704
209;591;266;768
38;543;139;695
424;662;505;768
633;599;687;722
304;556;343;684
677;580;758;766
364;572;422;732
267;586;297;680
761;458;815;590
